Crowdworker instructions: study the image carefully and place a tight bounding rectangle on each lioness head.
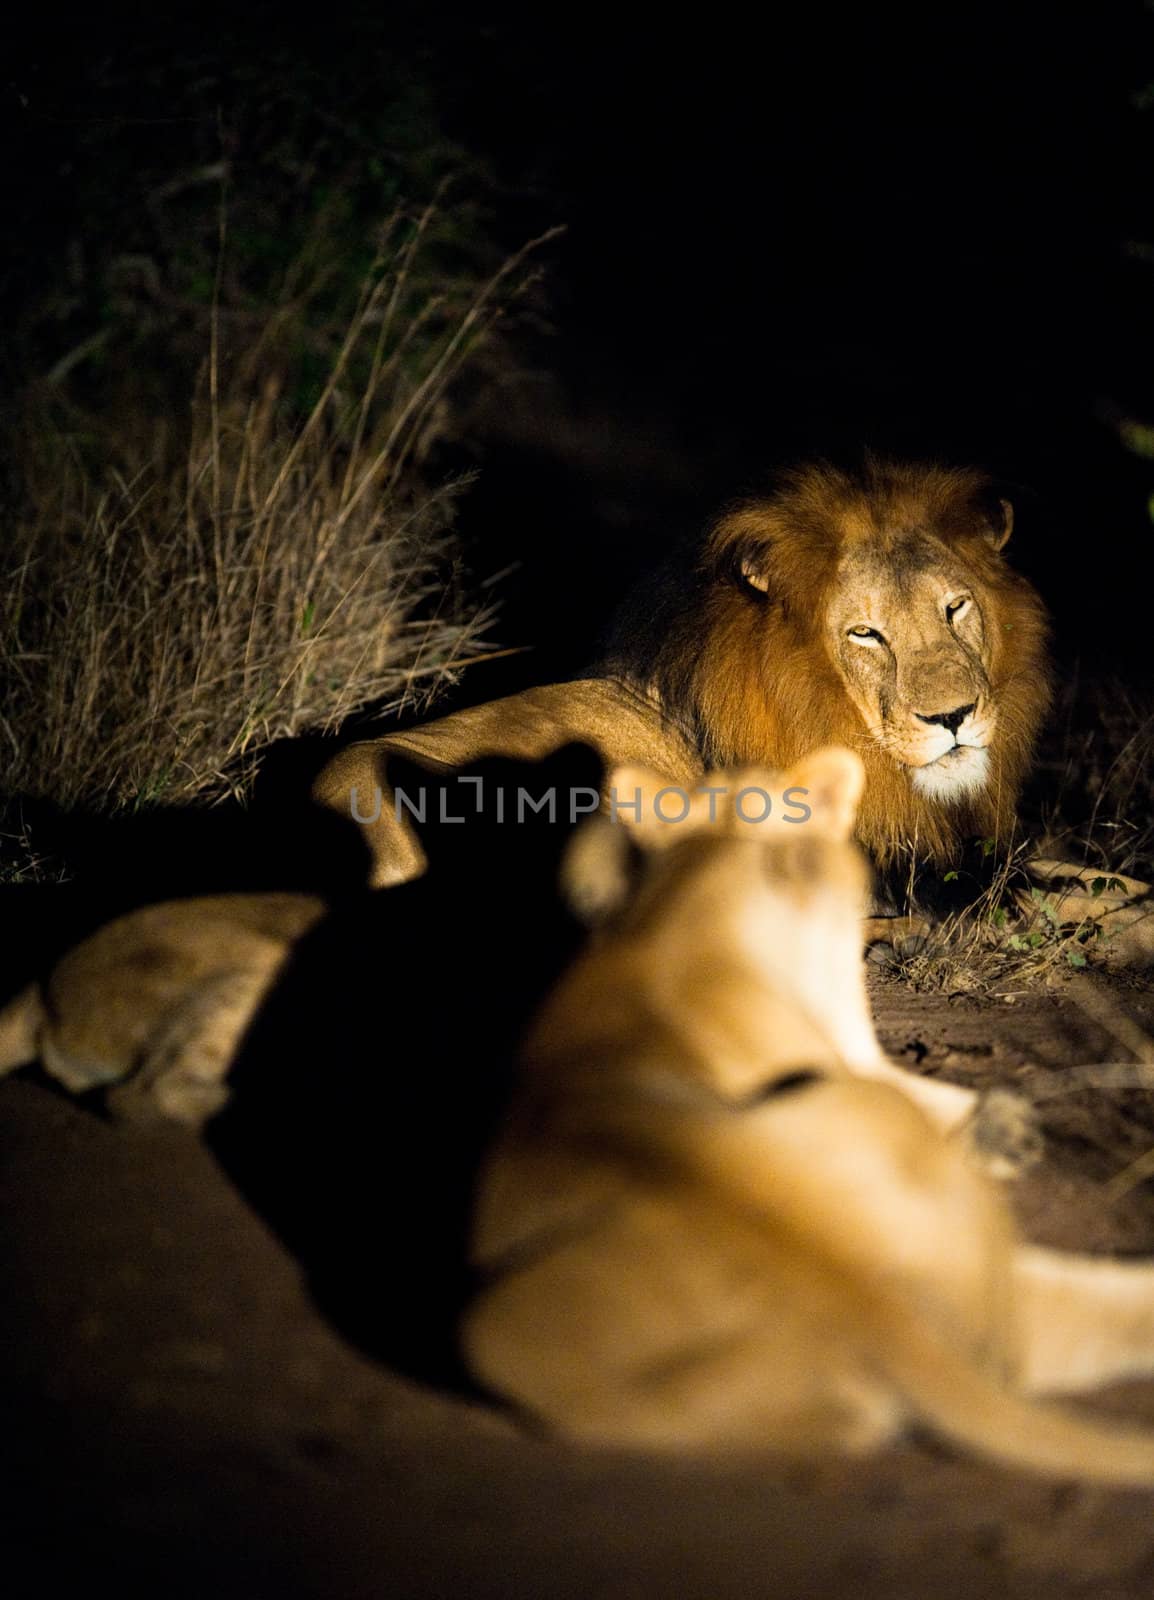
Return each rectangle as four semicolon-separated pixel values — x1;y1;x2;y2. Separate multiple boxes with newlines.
554;747;879;1094
562;748;870;959
635;458;1051;865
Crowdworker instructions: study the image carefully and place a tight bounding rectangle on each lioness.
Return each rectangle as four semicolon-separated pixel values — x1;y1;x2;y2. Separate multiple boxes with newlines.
463;748;1154;1484
0;746;603;1130
0;894;325;1125
313;458;1050;890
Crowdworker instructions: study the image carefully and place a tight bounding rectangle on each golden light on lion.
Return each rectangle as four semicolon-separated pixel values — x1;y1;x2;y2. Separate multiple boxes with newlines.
313;458;1052;886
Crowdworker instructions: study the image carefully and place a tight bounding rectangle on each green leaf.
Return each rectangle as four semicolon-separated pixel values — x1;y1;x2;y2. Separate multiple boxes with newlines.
1066;949;1088;969
943;870;959;883
1121;420;1154;460
1087;874;1127;897
1032;892;1060;928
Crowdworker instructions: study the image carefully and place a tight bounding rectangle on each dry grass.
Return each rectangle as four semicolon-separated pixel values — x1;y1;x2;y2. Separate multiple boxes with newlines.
1;207;554;819
1035;676;1154;884
891;850;1110;999
888;677;1154;995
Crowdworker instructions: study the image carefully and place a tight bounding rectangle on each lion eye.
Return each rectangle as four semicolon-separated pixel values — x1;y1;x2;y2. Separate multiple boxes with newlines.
847;625;884;646
945;596;971;624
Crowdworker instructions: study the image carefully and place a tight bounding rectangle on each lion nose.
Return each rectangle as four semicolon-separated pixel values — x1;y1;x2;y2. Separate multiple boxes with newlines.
915;703;976;735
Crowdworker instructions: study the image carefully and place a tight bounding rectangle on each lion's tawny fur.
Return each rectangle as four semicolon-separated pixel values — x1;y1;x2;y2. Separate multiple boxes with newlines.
644;459;1051;866
463;754;1154;1484
314;458;1051;885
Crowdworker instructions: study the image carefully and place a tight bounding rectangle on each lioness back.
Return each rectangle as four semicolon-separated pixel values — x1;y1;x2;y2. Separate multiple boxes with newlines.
0;893;325;1123
462;751;1154;1487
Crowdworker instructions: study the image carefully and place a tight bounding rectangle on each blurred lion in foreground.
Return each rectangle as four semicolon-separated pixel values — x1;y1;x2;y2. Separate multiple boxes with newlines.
7;747;1154;1482
464;748;1154;1485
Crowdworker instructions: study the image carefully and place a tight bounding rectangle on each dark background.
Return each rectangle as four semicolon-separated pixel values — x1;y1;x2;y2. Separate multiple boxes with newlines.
436;0;1154;684
6;0;1154;685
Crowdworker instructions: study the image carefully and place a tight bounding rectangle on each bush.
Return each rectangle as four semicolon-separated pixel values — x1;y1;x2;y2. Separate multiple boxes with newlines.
1;37;556;830
0;202;552;813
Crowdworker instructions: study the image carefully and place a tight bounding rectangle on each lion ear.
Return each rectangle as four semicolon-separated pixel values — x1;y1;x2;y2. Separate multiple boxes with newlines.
781;747;865;842
709;505;775;595
604;763;694;845
738;548;772;593
605;764;663;838
560;815;642;925
980;494;1014;552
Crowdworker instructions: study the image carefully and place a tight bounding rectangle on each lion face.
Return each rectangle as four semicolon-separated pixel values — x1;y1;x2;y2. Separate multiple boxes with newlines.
826;538;1000;804
654;458;1052;865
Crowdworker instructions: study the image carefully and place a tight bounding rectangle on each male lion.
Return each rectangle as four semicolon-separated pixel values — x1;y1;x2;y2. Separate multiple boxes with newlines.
313;458;1050;892
464;749;1154;1484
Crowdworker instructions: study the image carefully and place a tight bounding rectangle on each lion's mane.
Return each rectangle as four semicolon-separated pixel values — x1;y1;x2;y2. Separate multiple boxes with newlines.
605;458;1051;866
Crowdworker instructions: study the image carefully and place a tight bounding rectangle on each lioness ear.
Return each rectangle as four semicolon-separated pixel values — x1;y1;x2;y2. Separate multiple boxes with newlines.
605;763;691;845
781;747;865;841
606;764;661;831
560;815;641;925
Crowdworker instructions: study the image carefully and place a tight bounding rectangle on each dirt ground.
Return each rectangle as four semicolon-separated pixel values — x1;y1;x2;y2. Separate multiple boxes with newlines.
5;972;1154;1599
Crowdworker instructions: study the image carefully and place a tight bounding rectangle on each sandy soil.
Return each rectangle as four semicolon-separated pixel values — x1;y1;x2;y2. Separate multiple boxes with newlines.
5;972;1154;1599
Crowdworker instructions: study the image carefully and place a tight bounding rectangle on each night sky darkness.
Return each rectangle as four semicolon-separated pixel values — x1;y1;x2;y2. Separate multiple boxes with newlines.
428;3;1154;681
6;1;1154;682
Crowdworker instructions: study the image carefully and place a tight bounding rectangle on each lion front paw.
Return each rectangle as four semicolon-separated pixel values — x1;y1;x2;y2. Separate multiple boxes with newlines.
967;1087;1045;1179
863;915;933;964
